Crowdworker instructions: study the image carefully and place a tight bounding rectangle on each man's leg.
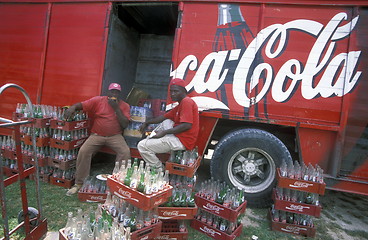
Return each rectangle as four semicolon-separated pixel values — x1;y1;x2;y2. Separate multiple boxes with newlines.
106;134;131;164
137;134;185;168
67;134;104;196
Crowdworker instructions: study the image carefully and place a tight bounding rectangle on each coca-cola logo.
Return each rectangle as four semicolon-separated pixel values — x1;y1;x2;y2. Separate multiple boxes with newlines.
117;189;132;199
286;204;310;212
139;236;149;240
281;225;307;233
154;198;164;206
290;181;314;189
74;121;87;129
171;12;361;111
203;203;224;213
90;196;106;201
200;226;221;237
155;235;170;240
163;210;180;216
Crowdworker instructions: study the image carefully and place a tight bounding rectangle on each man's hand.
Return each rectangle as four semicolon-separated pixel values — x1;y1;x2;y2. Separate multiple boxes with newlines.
64;106;75;120
108;97;119;110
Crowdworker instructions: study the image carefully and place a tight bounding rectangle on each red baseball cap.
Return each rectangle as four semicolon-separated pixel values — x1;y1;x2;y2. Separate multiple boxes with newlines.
170;78;186;88
108;83;121;91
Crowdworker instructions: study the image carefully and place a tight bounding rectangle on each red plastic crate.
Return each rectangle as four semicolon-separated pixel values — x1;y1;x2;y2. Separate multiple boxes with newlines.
158;205;198;220
50;138;86;150
269;209;316;237
60;221;162;240
165;156;202;177
78;191;107;203
22;135;50;147
49;176;75;189
154;220;188;240
3;149;16;160
2;167;18;177
29;173;50;183
50;119;89;131
107;176;173;211
48;158;76;170
191;218;243;240
272;190;322;217
131;220;162;240
33;118;51;128
194;194;247;222
276;168;326;195
24;156;48;167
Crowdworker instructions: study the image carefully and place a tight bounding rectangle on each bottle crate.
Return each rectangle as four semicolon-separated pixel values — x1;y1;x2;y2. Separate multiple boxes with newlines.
50;138;86;150
24;155;48;167
272;190;322;217
165;156;202;178
131;220;162;240
190;218;243;240
2;167;18;177
21;135;50;147
276;168;326;195
194;194;247;222
48;157;76;170
107;176;173;211
59;220;162;240
158;205;198;220
32;118;51;128
77;190;107;203
29;173;50;183
3;149;16;160
49;176;75;189
269;209;316;237
12;113;51;128
50;119;89;131
154;220;188;240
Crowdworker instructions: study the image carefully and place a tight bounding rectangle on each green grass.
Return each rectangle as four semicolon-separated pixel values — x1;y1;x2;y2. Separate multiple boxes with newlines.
1;156;368;240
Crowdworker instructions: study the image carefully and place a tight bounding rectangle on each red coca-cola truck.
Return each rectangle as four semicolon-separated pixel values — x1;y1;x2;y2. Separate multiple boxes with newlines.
1;0;367;207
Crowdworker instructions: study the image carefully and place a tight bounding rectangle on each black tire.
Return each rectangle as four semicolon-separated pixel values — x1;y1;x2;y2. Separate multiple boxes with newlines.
210;128;292;208
18;207;39;227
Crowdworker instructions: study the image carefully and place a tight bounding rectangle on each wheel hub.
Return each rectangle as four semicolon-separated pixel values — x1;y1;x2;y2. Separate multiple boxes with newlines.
243;160;256;175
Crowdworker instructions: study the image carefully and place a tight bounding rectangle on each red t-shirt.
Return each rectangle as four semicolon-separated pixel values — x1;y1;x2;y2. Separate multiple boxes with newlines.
164;97;199;150
82;96;130;136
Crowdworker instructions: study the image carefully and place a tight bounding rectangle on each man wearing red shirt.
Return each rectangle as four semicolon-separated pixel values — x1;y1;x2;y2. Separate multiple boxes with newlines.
138;78;199;169
65;83;131;196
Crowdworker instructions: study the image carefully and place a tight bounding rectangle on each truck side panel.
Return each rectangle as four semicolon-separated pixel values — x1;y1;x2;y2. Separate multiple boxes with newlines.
41;3;110;106
0;2;110;132
171;2;368;193
0;3;49;133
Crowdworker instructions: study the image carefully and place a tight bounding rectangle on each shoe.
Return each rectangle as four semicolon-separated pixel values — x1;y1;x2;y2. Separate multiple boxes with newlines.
66;184;82;196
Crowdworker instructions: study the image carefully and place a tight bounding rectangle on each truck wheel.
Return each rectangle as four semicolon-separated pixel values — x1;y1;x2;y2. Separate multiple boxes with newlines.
210;128;292;208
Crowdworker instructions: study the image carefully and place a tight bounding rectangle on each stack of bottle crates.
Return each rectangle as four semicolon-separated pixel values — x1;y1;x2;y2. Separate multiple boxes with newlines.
106;158;174;239
48;109;89;188
191;179;247;240
1;135;18;177
154;149;202;240
10;103;90;188
270;161;325;237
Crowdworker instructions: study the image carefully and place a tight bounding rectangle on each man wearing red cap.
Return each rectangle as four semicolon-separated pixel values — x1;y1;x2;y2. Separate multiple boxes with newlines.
138;78;199;169
65;83;131;196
